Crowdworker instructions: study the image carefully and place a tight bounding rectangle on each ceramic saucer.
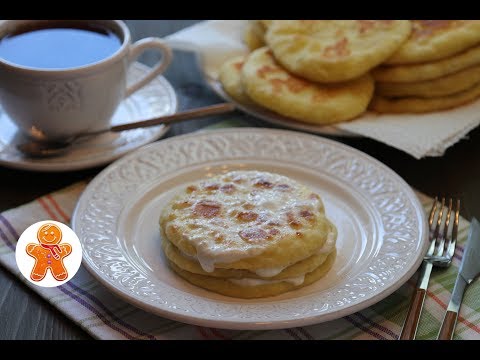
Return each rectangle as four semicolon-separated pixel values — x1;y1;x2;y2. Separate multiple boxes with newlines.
0;62;177;172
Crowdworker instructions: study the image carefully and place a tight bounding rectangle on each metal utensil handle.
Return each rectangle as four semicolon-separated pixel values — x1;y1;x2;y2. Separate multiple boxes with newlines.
110;103;236;132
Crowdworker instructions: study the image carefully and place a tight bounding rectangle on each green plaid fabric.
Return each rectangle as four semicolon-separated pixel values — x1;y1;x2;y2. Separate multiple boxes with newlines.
0;121;478;340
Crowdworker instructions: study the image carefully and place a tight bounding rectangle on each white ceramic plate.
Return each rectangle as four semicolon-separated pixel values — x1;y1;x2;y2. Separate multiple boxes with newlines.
0;62;177;172
72;128;427;330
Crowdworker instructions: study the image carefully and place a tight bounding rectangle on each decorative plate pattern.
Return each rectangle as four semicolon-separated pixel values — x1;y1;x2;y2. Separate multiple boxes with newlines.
0;62;177;172
72;128;427;330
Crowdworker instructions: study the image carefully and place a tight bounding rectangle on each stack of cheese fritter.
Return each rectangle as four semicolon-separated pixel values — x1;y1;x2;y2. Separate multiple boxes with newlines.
220;20;410;124
221;20;480;122
372;20;480;113
160;171;337;299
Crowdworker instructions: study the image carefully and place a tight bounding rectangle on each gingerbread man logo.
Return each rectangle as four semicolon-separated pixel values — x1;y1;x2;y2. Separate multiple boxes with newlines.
25;223;72;282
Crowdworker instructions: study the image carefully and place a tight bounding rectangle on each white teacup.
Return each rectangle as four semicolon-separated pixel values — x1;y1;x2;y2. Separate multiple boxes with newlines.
0;20;172;141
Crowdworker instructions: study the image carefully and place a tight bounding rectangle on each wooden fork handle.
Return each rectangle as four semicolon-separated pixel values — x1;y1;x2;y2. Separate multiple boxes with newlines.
399;288;427;340
438;311;458;340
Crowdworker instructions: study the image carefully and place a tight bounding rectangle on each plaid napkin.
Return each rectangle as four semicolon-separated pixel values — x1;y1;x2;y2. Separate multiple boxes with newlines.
1;123;479;340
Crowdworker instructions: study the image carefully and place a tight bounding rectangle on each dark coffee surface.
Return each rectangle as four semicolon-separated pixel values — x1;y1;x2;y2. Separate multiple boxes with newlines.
0;25;121;69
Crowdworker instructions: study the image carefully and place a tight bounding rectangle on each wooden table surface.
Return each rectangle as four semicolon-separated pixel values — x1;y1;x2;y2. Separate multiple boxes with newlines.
0;20;479;340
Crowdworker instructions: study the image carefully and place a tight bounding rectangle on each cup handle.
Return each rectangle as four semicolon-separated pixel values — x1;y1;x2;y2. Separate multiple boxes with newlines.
125;37;172;97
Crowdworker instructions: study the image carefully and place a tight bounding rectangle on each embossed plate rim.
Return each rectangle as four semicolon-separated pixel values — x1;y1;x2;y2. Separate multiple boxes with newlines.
72;128;428;330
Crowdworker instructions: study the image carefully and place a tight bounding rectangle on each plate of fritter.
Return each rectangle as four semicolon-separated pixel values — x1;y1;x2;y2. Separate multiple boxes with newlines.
72;128;427;330
195;20;480;138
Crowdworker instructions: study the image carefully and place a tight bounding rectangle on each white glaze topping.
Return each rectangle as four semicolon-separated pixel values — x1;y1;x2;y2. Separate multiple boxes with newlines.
317;231;336;255
254;266;288;277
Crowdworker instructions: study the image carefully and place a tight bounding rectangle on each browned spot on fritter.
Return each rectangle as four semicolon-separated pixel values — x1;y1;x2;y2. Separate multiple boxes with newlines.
357;20;376;34
168;224;179;234
239;228;269;243
214;233;225;243
270;77;310;94
232;175;246;183
257;65;282;79
220;183;236;194
300;209;316;223
233;61;244;71
311;87;338;103
193;200;221;218
324;37;350;58
287;211;302;229
300;210;314;219
242;203;255;210
296;231;304;238
412;20;462;38
254;179;274;188
186;185;197;193
203;183;219;191
237;211;259;222
257;52;311;93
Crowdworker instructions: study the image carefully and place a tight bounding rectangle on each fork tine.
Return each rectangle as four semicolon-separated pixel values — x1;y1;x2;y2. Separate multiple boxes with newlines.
428;196;438;230
433;197;445;239
446;199;460;260
442;198;453;241
441;199;453;252
426;197;439;256
433;198;446;256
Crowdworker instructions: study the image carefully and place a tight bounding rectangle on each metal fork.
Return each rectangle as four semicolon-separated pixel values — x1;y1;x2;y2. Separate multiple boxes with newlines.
399;197;460;340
